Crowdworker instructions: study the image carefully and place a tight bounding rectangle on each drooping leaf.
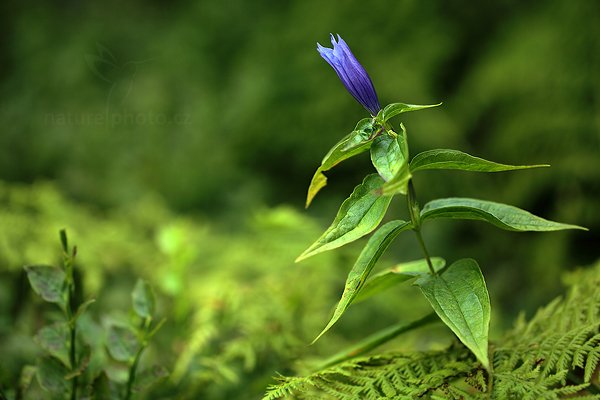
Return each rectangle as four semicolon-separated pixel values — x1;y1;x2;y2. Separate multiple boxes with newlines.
421;198;587;231
377;102;442;122
34;322;71;368
106;324;138;362
36;356;70;394
414;258;491;369
297;174;393;262
306;118;378;207
354;257;446;303
312;220;413;343
24;265;66;305
132;279;155;319
410;149;549;173
370;134;405;182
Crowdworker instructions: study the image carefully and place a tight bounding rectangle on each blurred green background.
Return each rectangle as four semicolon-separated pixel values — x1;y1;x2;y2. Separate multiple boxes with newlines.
0;0;598;399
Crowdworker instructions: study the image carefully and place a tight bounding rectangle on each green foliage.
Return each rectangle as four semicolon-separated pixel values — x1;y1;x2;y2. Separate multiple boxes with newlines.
312;220;412;342
410;149;548;173
297;174;392;261
415;259;491;369
17;231;166;400
421;197;587;232
265;262;600;399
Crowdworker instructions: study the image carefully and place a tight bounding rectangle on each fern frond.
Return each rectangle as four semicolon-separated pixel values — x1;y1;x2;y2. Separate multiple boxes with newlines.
265;263;600;399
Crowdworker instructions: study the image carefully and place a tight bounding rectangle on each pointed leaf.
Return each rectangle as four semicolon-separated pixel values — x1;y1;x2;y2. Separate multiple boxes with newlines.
370;133;406;182
106;324;138;362
34;322;70;368
312;220;412;342
410;149;549;173
421;197;587;231
132;280;155;319
378;102;441;122
73;298;96;322
24;265;66;305
36;357;70;394
297;174;393;262
306;118;377;207
414;258;491;369
354;257;446;303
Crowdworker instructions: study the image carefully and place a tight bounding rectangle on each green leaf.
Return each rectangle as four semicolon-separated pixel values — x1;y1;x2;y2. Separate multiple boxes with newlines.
36;357;70;394
379;124;412;196
19;365;37;395
89;372;114;400
132;279;155;319
297;174;393;262
73;298;96;322
306;118;377;207
421;197;587;231
410;149;549;173
133;365;169;392
414;258;491;369
312;220;413;343
24;265;66;305
34;323;70;368
370;133;406;182
354;257;446;303
106;324;138;362
378;102;442;122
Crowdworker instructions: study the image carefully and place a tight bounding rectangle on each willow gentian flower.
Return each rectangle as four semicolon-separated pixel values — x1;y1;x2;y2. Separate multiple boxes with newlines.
317;34;381;116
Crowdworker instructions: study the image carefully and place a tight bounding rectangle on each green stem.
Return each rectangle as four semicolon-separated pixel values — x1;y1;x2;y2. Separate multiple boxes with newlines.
124;346;145;400
315;312;438;371
124;318;151;400
407;180;436;275
414;229;435;275
63;253;78;400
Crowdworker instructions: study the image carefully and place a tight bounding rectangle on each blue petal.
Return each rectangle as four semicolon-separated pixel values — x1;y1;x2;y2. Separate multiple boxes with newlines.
316;34;381;115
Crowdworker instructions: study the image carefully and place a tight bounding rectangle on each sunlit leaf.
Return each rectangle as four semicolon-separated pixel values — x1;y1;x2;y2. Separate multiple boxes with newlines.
312;220;412;343
421;198;587;231
410;149;549;173
370;134;405;182
414;258;491;369
297;174;392;262
306;118;377;207
24;265;65;305
377;102;441;122
354;257;446;303
132;279;155;319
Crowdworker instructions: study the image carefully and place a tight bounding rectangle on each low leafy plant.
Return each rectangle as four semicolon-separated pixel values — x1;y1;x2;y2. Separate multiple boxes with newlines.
20;230;167;400
266;34;592;398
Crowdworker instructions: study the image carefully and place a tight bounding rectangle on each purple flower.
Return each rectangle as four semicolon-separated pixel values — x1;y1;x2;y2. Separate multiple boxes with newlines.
317;34;381;116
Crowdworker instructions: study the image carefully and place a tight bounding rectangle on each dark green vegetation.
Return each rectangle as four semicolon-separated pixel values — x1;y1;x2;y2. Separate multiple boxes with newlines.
0;0;598;399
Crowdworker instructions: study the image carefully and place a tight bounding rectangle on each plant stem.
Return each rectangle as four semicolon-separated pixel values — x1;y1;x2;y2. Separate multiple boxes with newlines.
124;318;150;400
315;312;438;370
61;230;78;400
124;345;145;400
414;228;435;275
407;180;436;275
